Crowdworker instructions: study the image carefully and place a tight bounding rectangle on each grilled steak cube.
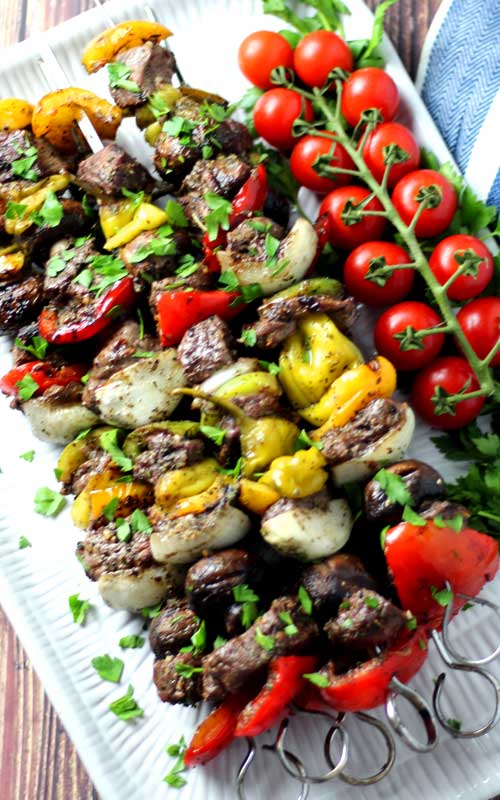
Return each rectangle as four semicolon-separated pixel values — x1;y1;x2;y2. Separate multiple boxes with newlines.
133;429;204;483
179;154;251;226
177;315;236;385
110;42;177;108
153;652;203;705
202;596;318;702
44;236;99;301
149;599;200;658
321;398;405;464
324;588;406;650
76;523;155;582
26;199;88;260
0;129;75;184
120;229;191;282
76;144;153;198
0;274;44;333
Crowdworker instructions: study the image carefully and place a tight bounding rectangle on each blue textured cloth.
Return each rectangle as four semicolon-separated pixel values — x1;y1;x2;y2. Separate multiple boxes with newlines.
417;0;500;206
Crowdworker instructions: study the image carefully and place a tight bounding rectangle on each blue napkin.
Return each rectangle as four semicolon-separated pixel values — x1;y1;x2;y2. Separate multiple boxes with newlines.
417;0;500;206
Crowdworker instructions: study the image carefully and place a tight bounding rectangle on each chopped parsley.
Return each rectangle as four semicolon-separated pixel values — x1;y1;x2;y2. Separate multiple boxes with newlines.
213;636;227;649
119;635;145;650
402;506;427;526
15;335;48;360
18;536;32;549
447;717;462;732
175;254;199;278
216;456;243;479
15;373;39;401
129;224;177;263
204;192;233;241
373;468;412;506
99;429;132;472
129;508;152;535
164;736;188;788
200;424;226;446
240;328;257;347
109;685;144;720
116;518;132;542
19;450;35;462
30;190;63;228
298;586;313;615
102;497;120;522
434;513;464;532
12;145;40;182
162;115;197;139
107;62;141;93
294;429;323;452
254;627;275;651
92;654;124;683
69;594;92;625
165;199;188;228
430;586;454;607
258;359;281;376
364;595;380;609
34;487;66;517
175;663;203;679
5;201;27;220
279;611;298;636
406;615;418;631
141;602;163;619
303;672;329;688
191;620;207;654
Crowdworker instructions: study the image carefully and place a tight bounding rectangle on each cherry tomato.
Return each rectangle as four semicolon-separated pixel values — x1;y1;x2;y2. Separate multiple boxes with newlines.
341;67;399;127
429;234;494;300
392;169;457;238
293;30;353;88
411;356;485;429
253;88;314;151
238;31;294;90
344;241;414;307
456;297;500;367
290;132;355;193
374;301;444;370
318;185;387;250
362;122;420;188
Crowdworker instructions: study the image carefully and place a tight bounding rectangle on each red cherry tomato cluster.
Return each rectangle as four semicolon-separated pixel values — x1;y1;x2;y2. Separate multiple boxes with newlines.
238;28;499;431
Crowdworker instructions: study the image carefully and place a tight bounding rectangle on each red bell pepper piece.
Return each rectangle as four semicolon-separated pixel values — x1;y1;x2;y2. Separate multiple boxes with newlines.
0;360;87;398
385;519;499;629
235;655;317;738
38;276;136;345
184;693;249;768
156;288;242;347
320;629;428;713
306;213;331;276
202;165;268;272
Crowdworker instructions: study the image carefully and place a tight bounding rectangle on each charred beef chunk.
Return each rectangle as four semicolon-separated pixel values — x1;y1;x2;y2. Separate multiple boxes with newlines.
42;381;84;405
0;129;74;184
185;549;258;618
120;229;191;282
133;429;205;483
44;236;99;301
153;652;203;705
213;119;253;156
364;459;446;525
149;598;200;658
179;154;251;225
177;315;236;385
321;398;404;464
82;320;160;407
0;274;44;332
324;588;405;650
221;216;285;271
110;43;177;108
26;200;88;259
263;488;331;523
77;524;155;582
76;144;153;198
202;596;318;702
11;320;40;365
217;416;241;467
68;450;113;496
301;554;378;618
243;294;358;350
231;390;282;418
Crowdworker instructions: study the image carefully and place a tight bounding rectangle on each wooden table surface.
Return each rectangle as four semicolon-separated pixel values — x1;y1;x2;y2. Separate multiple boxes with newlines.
0;2;443;799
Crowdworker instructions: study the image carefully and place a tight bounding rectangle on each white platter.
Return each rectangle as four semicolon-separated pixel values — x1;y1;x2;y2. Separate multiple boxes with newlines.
1;1;500;799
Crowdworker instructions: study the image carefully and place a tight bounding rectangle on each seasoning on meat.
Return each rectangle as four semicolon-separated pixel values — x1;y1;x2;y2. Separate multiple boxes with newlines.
0;129;75;184
77;524;155;582
153;652;204;705
110;43;177;108
133;429;205;484
179;154;251;225
44;237;99;302
324;588;406;650
177;315;236;385
76;143;154;198
301;554;378;618
0;274;44;333
149;598;200;658
321;398;405;463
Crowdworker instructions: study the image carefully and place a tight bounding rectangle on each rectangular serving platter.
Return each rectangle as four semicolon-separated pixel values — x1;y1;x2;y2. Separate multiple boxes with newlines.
1;2;500;799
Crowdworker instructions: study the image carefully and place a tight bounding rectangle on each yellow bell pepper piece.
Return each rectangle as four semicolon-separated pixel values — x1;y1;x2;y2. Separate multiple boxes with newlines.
305;356;397;432
239;479;280;515
99;197;149;239
168;477;228;519
154;458;220;509
0;98;34;131
4;174;71;235
71;469;151;529
259;447;328;498
0;249;24;279
279;313;363;409
57;426;113;485
104;202;168;250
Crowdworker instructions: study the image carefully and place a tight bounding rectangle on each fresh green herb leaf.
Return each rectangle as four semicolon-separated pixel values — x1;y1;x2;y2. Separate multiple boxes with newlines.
107;62;141;93
254;626;275;651
109;684;144;720
147;92;172;120
30;190;63;228
5;200;27;219
240;328;257;347
15;373;39;401
216;456;243;479
191;620;207;654
406;615;418;631
294;429;324;451
175;662;203;679
175;254;199;277
99;429;132;472
303;672;329;688
19;450;35;462
213;636;227;649
165;199;188;228
447;717;462;732
233;584;259;603
121;187;145;208
69;593;91;625
92;654;124;683
34;487;66;517
298;585;313;615
141;602;163;619
258;359;281;376
402;506;427;526
129;508;152;535
162;115;197;137
418;637;427;651
433;513;463;532
15;335;48;360
279;610;298;635
200;424;226;446
116;518;132;542
362;0;398;59
18;536;32;549
374;468;412;506
204;192;233;241
102;496;119;522
164;736;187;788
380;524;390;549
364;595;380;609
263;0;350;36
119;634;145;649
431;585;453;607
12;145;40;182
